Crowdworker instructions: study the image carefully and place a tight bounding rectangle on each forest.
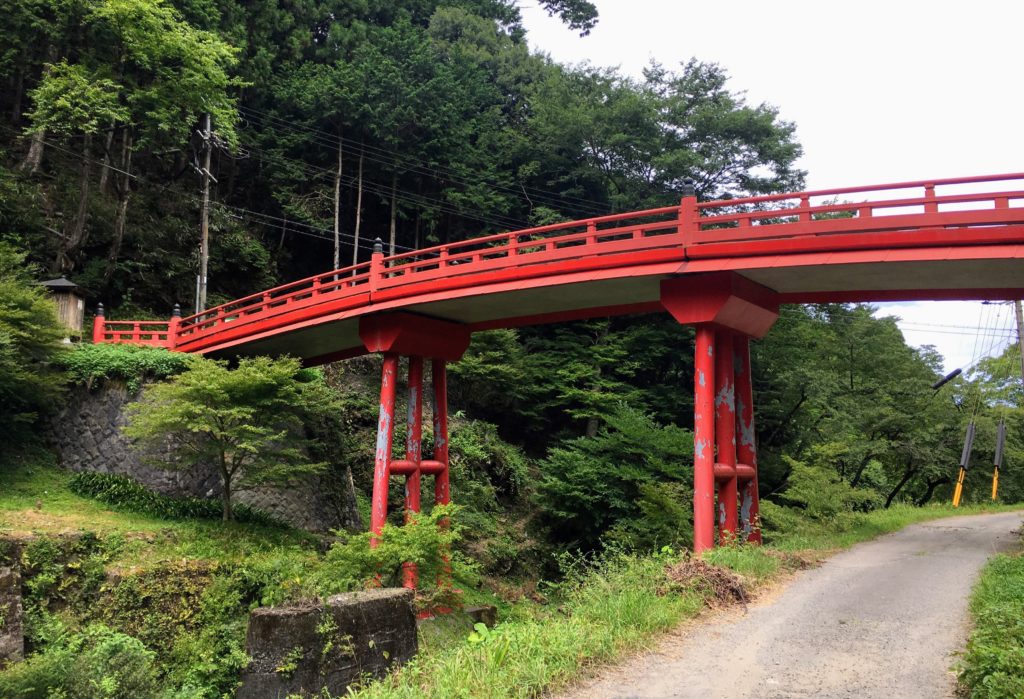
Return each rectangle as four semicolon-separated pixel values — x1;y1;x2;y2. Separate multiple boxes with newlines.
1;0;1023;696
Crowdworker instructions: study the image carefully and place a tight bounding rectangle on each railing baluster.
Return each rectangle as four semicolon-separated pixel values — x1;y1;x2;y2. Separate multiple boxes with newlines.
925;184;938;214
799;196;811;222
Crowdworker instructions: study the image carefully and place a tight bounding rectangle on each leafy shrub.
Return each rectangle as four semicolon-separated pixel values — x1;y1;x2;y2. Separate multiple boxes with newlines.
315;505;477;602
0;624;159;699
60;343;191;391
775;457;881;528
68;472;283;527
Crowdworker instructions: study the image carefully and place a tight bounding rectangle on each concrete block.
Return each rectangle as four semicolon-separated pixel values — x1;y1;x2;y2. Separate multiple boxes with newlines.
238;588;417;698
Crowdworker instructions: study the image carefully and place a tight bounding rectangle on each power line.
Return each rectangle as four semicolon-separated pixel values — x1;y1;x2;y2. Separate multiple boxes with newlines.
238;105;615;218
0;124;399;255
239;137;531;232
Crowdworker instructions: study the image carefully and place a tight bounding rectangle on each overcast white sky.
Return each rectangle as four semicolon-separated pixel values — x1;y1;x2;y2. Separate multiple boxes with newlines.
520;0;1024;372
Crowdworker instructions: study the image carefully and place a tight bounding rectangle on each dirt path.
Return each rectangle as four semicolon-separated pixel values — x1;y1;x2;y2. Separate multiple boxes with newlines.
565;511;1023;699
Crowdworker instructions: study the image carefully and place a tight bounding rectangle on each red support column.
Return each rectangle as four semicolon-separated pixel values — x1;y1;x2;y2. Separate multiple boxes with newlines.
715;329;738;543
432;359;450;506
693;324;716;554
370;353;399;546
432;359;453;594
402;356;423;588
734;335;762;544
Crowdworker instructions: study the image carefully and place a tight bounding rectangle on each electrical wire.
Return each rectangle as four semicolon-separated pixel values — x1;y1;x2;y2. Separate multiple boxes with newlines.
237;105;615;218
0;124;408;254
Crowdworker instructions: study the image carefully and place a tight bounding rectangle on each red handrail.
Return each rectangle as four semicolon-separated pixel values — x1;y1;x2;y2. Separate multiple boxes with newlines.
94;172;1024;352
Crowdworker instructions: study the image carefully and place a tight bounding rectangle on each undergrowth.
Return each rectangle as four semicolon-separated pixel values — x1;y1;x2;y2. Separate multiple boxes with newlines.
59;343;191;392
68;472;283;528
959;550;1024;697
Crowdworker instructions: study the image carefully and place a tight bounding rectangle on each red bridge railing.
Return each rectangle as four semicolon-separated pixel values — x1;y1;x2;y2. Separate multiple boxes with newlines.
93;172;1024;352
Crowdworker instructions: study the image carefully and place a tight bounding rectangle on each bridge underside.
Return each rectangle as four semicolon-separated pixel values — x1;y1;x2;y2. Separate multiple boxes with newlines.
209;250;1024;365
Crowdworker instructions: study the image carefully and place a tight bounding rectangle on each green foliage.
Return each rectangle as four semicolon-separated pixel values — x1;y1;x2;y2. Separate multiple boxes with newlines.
24;61;129;136
316;505;476;598
0;244;66;442
124;355;332;521
776;457;882;523
59;343;191;391
68;471;281;527
0;623;159;699
959;552;1024;697
538;404;693;550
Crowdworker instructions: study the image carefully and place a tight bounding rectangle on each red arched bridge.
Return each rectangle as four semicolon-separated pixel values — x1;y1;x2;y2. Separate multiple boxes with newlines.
95;172;1024;561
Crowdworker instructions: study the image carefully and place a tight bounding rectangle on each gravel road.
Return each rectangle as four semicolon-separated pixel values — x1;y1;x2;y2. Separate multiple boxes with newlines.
566;511;1023;699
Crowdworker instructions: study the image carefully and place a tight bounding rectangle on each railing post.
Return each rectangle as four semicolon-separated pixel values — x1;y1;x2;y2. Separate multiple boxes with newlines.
92;303;105;344
369;237;384;294
167;304;181;349
924;184;938;214
679;178;698;252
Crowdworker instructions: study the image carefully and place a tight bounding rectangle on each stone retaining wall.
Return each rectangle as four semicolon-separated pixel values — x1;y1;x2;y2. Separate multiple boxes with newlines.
0;541;23;668
48;382;361;532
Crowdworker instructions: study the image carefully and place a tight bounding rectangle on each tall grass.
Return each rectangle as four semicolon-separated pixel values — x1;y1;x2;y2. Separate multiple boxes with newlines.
356;552;703;699
959;552;1024;697
355;503;1021;699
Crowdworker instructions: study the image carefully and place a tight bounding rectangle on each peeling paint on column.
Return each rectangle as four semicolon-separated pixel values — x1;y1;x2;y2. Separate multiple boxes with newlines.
740;492;752;534
695;438;707;459
715;382;735;411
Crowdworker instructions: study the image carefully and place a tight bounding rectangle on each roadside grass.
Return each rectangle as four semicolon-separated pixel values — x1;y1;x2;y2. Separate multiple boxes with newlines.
351;503;1023;699
355;551;704;699
767;502;1022;553
959;549;1024;697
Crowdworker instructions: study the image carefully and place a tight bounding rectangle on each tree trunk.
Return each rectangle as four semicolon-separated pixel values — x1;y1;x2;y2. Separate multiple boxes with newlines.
57;133;93;273
388;172;397;256
103;128;132;284
10;69;24;124
849;452;876;488
20;128;45;174
221;459;233;522
916;475;950;506
884;459;916;508
352;149;364;266
98;122;116;194
333;133;342;270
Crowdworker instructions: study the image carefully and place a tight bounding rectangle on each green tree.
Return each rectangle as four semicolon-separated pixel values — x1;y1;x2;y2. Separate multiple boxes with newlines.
124;355;330;521
537;404;693;550
0;243;66;442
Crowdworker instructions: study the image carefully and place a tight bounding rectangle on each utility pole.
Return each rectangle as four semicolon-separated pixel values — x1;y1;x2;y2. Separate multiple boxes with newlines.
197;112;212;313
